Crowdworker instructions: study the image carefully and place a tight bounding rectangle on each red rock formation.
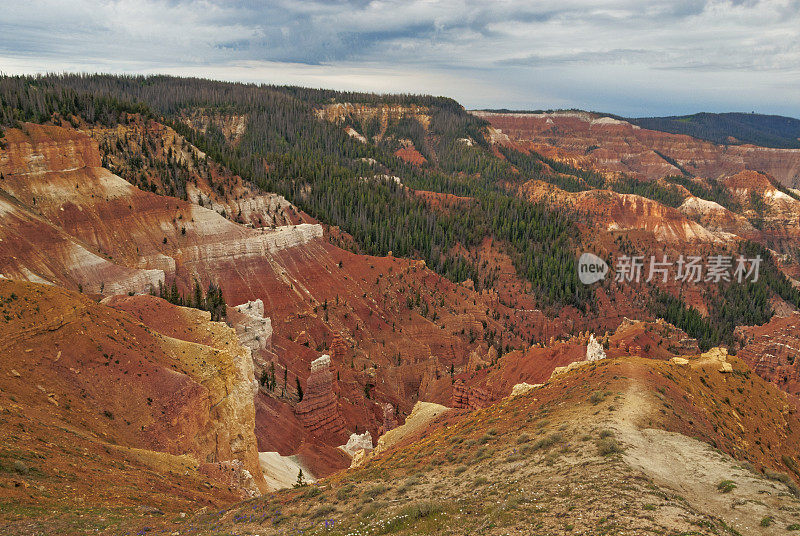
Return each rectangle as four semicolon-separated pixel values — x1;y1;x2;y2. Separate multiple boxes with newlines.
0;120;623;478
294;355;347;443
331;332;349;361
736;312;800;397
474;111;800;187
413;189;473;209
377;403;399;435
0;189;162;293
90;116;310;229
522;180;731;244
0;279;267;499
451;379;491;410
678;196;760;241
395;146;427;166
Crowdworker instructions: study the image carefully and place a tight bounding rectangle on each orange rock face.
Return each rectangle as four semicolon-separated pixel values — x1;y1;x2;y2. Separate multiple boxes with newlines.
0;279;267;503
736;312;800;397
474;111;800;187
451;379;490;410
395;146;427;166
294;355;347;442
522;180;731;244
719;170;800;246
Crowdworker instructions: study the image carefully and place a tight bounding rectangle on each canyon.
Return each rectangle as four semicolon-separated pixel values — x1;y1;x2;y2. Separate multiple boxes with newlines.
2;76;800;535
0;121;542;489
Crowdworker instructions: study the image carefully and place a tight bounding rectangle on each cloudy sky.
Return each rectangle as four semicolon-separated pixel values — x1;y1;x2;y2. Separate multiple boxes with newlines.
2;0;799;117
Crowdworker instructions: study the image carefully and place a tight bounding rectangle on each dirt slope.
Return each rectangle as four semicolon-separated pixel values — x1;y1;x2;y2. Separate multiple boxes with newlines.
0;279;272;533
135;351;800;535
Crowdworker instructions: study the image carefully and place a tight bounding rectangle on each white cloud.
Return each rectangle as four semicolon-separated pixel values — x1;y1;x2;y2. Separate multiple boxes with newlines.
1;0;798;116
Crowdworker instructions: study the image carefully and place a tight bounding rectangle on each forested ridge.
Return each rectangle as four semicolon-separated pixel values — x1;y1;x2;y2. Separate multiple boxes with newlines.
649;240;800;351
497;145;686;207
0;74;591;309
627;112;800;149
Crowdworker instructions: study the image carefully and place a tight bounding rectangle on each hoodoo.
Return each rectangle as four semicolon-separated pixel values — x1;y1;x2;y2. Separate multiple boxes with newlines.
294;355;347;441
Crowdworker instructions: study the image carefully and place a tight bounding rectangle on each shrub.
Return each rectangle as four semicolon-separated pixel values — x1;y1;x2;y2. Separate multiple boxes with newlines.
311;505;335;518
589;391;608;405
760;516;773;527
396;476;419;495
400;500;443;520
336;484;354;501
12;460;29;474
596;437;624;456
717;480;737;493
379;501;445;532
478;434;493;445
362;484;388;499
532;432;563;451
301;487;320;499
764;469;800;497
473;446;492;461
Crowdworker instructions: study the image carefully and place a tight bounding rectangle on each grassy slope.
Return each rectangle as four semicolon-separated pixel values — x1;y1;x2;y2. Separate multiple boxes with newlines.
146;355;800;536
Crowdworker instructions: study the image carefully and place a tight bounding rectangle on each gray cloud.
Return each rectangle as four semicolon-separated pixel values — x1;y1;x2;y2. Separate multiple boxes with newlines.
1;0;799;116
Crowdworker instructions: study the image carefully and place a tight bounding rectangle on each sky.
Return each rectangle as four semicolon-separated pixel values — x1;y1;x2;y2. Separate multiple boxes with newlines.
2;0;799;117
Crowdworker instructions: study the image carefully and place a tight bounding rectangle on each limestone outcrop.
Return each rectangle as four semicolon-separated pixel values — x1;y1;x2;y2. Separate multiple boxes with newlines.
351;401;450;468
698;347;735;373
586;334;607;362
339;431;373;458
229;299;273;354
551;360;593;378
509;382;541;398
